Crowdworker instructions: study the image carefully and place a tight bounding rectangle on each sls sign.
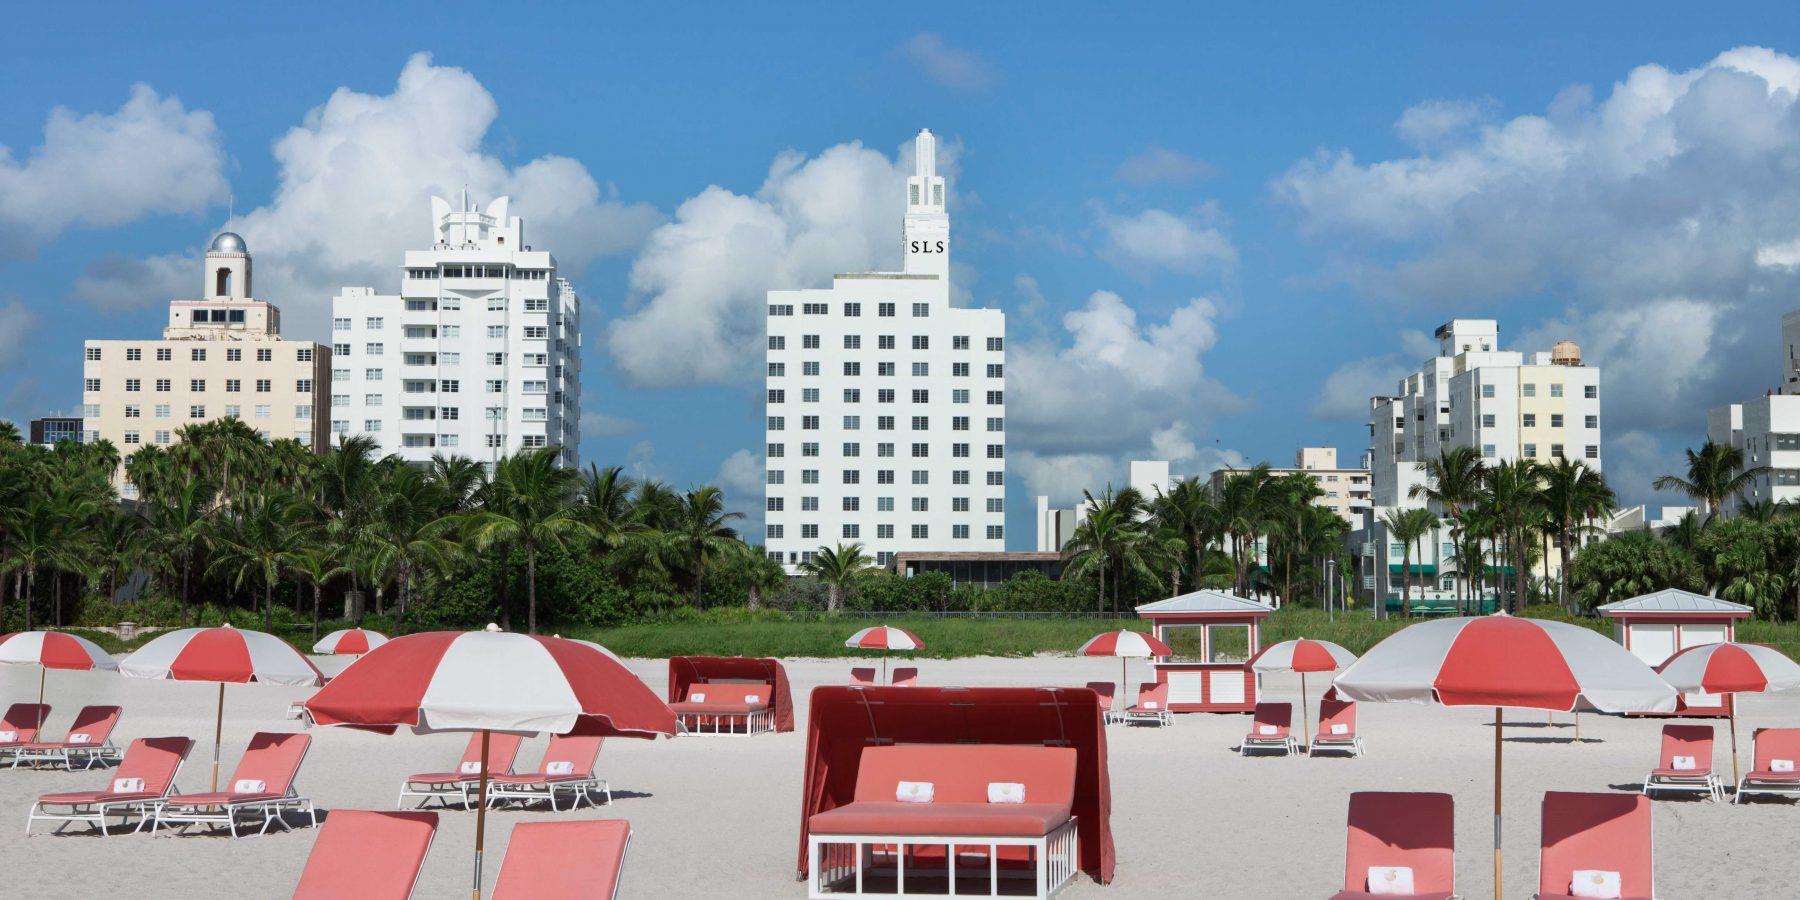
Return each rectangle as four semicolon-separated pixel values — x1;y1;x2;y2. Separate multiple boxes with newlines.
909;240;946;254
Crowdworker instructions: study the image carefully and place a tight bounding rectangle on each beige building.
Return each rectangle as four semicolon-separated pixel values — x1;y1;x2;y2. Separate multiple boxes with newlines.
82;232;331;495
1208;447;1371;523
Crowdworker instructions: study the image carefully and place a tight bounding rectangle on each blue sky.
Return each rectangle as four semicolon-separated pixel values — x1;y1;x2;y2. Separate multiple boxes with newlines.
5;2;1800;544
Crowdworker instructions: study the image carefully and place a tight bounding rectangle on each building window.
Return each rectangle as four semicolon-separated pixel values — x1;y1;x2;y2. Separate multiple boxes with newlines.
766;524;784;539
912;443;929;458
877;524;895;539
190;405;206;419
124;379;141;392
953;524;970;539
768;304;794;317
844;303;861;317
912;470;929;485
1521;383;1536;397
84;378;101;392
803;361;821;376
768;336;785;351
843;470;860;484
190;379;206;392
987;498;1004;513
156;348;172;361
297;379;313;392
844;335;861;350
768;390;785;404
953;470;970;485
227;348;242;362
1585;415;1598;429
878;302;896;317
1550;384;1564;398
911;335;929;350
879;362;896;377
912;302;929;317
911;525;928;539
987;337;1003;351
802;303;828;315
1481;384;1495;398
154;404;169;417
1522;414;1536;427
1551;443;1565;458
1550;414;1564;428
1481;414;1495;428
191;348;206;361
912;497;929;512
126;347;142;361
1584;385;1597;399
911;390;929;403
986;444;1004;459
801;524;820;539
155;379;171;392
987;525;1004;540
911;362;928;377
987;471;1004;486
986;391;1003;404
844;389;860;403
1585;445;1599;459
85;347;101;361
1524;444;1537;458
803;388;820;403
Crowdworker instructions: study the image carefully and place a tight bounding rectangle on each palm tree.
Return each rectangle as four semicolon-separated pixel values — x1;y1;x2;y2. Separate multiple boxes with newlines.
144;478;216;625
661;485;744;607
458;446;589;633
1482;459;1545;611
578;464;638;549
1655;440;1770;522
364;466;458;617
1062;487;1158;613
741;545;789;610
1539;459;1616;612
1381;507;1436;616
800;543;877;613
205;490;308;632
1148;478;1224;592
283;540;348;641
1411;446;1485;610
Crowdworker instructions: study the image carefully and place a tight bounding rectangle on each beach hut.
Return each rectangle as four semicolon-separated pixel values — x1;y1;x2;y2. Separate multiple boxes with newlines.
1134;590;1270;714
1598;589;1751;718
666;656;795;733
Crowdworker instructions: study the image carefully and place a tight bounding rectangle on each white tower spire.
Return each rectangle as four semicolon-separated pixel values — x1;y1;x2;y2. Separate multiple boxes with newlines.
903;128;949;279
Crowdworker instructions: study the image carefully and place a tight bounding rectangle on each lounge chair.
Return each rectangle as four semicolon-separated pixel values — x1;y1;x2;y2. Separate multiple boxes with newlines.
1084;681;1119;725
892;667;919;687
1311;692;1364;758
1735;727;1800;803
851;667;878;686
27;736;193;836
492;819;633;900
0;702;52;761
398;732;526;810
8;705;123;770
487;735;609;811
1536;791;1653;900
671;682;775;735
1643;724;1722;802
1124;681;1173;727
1241;702;1298;756
807;744;1081;899
292;809;438;900
1330;791;1455;899
151;732;316;837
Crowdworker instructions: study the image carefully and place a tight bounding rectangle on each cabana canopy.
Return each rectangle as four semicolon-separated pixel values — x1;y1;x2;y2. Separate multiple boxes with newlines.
796;685;1114;884
666;656;795;733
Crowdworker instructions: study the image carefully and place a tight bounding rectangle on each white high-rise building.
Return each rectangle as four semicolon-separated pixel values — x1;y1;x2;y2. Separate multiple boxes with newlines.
1357;319;1603;607
1709;308;1800;514
764;129;1006;570
330;196;581;467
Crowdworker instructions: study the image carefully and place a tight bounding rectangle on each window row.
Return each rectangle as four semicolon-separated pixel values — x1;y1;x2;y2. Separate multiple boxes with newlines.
767;334;1003;352
766;524;1004;541
767;389;1004;405
769;360;1002;378
767;415;1003;432
767;496;1005;513
767;469;1004;487
95;378;314;393
86;346;307;363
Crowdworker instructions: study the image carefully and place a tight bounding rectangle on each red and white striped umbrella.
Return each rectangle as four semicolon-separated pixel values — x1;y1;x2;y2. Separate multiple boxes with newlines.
1659;642;1800;784
1079;630;1172;716
1250;638;1358;749
1249;638;1357;674
1078;629;1171;658
312;628;389;656
119;626;322;790
304;631;674;899
845;625;924;685
845;625;924;651
0;631;119;733
1334;615;1676;900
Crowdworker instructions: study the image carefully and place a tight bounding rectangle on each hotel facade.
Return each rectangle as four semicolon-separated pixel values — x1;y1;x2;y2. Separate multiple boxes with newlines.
82;233;331;494
764;129;1006;569
1707;308;1800;514
330;196;582;468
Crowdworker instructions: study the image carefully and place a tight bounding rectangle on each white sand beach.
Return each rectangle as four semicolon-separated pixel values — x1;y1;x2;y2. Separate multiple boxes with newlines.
4;655;1799;898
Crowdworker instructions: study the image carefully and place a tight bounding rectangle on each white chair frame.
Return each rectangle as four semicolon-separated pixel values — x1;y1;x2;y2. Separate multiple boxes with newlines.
808;816;1079;899
1122;708;1172;727
8;737;124;771
676;707;776;736
150;789;317;837
25;756;188;837
486;774;611;811
1644;767;1724;803
1734;773;1800;803
1239;733;1300;756
399;774;489;810
1308;733;1365;758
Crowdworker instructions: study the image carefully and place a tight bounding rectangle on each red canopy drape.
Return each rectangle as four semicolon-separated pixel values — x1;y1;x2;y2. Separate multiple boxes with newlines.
666;656;796;733
795;685;1114;885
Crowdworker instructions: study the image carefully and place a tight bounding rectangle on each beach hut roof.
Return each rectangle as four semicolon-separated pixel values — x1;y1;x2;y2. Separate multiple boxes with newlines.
1596;589;1752;617
1135;589;1271;616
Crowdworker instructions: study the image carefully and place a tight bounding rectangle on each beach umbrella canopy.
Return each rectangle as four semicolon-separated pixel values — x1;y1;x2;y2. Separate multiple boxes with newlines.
304;630;675;900
845;625;924;683
1079;629;1171;712
0;631;119;731
312;628;389;656
1250;638;1358;749
120;625;321;790
1334;614;1676;900
1659;642;1800;784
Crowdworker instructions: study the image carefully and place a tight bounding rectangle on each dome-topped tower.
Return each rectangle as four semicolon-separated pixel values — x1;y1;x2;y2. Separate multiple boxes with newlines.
203;231;251;299
208;231;248;254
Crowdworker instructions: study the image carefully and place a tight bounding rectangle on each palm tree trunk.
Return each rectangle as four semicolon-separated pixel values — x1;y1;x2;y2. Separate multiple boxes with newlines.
263;578;273;633
1558;523;1572;613
26;569;36;631
1096;566;1106;614
827;583;841;614
181;559;190;627
311;581;322;642
1401;546;1412;616
526;544;539;635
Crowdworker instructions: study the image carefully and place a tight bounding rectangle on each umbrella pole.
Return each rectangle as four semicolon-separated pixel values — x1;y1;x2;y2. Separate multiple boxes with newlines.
883;651;889;685
1493;707;1503;900
213;682;225;792
474;729;490;900
1121;657;1128;711
1729;699;1740;787
38;668;46;730
1300;673;1310;752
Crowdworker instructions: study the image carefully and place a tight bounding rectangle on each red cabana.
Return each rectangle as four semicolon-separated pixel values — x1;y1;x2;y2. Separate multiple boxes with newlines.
666;656;795;733
796;685;1114;886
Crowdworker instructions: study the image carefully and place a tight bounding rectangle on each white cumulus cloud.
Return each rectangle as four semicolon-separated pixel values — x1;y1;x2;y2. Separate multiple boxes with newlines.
75;54;660;337
1311;329;1439;420
0;84;227;257
1114;147;1216;185
1093;206;1236;277
899;33;994;91
0;300;40;370
608;137;935;387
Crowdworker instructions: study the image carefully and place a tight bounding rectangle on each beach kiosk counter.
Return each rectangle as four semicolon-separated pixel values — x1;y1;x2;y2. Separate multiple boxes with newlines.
1134;590;1272;714
1598;589;1752;719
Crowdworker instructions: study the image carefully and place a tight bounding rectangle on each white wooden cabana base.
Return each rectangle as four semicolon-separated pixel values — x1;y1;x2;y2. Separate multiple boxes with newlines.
808;817;1079;898
676;708;775;736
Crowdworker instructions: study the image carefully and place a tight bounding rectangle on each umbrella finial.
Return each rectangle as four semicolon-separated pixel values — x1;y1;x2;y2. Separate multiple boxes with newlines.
484;623;502;633
222;621;232;629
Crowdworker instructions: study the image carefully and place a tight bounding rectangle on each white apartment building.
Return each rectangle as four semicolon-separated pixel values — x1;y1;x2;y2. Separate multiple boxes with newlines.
83;233;330;494
764;129;1006;569
331;196;581;468
1207;447;1371;524
1709;309;1800;513
1357;319;1603;606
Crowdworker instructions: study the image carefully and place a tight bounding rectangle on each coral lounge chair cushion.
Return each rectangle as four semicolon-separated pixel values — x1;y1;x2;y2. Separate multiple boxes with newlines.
1335;791;1455;897
293;810;438;900
18;705;121;751
492;735;603;785
409;732;526;784
1648;724;1712;778
1246;702;1293;740
1128;682;1167;713
36;736;192;806
1537;792;1653;900
1317;695;1358;741
1747;728;1800;780
670;683;772;713
492;819;631;899
162;732;309;807
0;703;51;746
808;744;1077;838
